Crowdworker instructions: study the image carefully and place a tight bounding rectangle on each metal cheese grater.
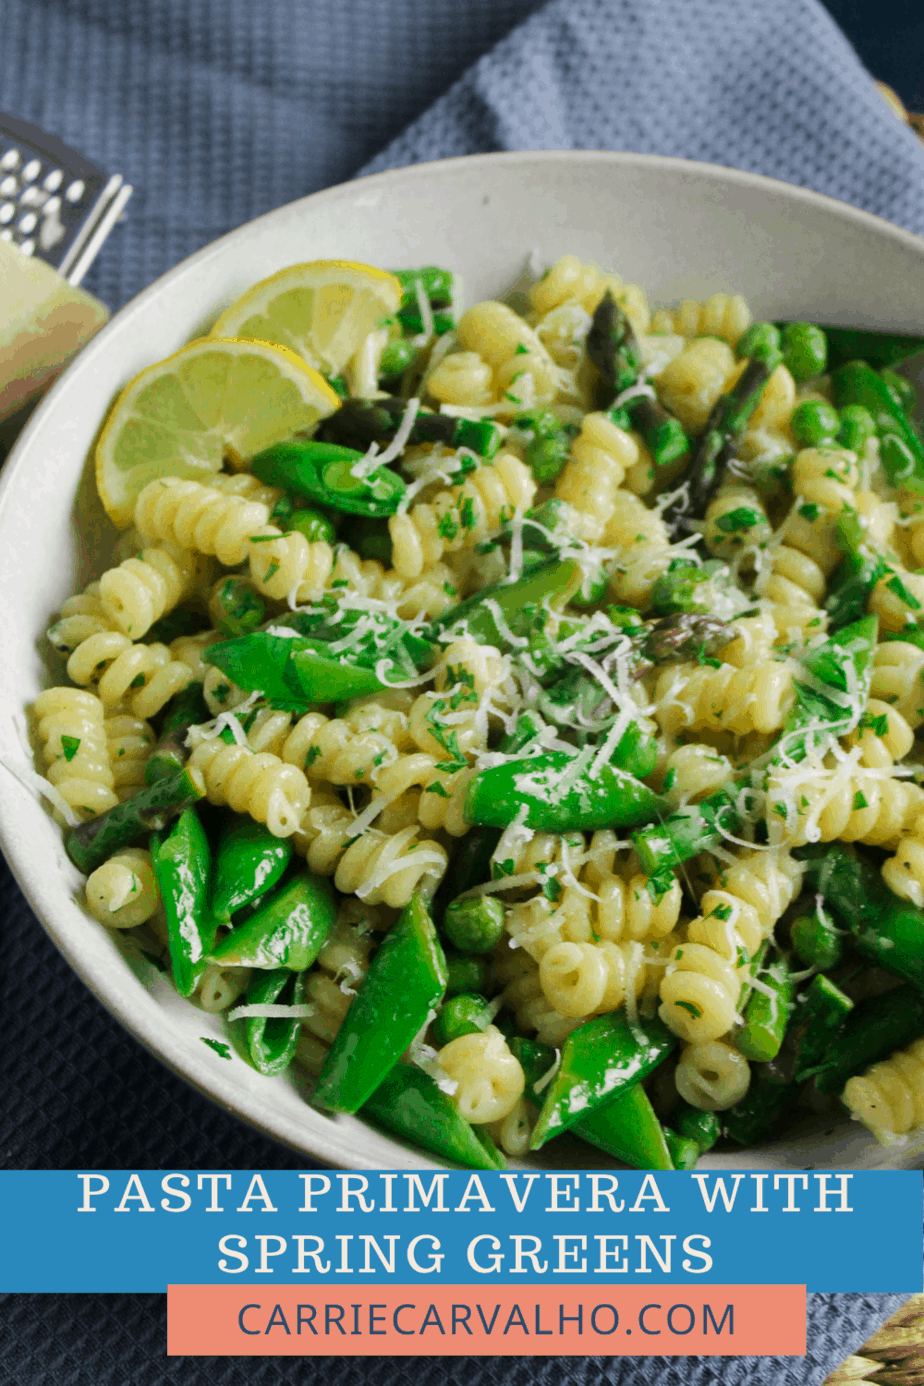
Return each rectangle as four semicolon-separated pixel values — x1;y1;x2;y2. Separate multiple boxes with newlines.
0;111;132;285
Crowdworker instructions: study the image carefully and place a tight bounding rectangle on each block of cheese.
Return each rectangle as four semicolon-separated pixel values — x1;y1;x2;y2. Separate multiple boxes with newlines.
0;238;109;422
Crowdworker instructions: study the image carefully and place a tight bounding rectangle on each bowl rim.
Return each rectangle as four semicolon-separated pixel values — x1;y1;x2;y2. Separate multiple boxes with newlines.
5;146;924;1172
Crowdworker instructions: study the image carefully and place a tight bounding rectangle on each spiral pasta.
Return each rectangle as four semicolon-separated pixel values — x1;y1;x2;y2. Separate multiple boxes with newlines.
663;744;735;807
331;825;449;907
759;446;860;637
85;848;159;927
767;757;924;850
653;338;740;434
703;485;772;562
882;833;924;908
104;713;155;793
134;475;280;566
456;300;560;412
842;1037;924;1142
436;1025;525;1124
605;490;677;606
649;293;752;346
659;849;803;1044
654;657;795;737
527;254;650;336
553;412;643;543
47;583;114;655
188;736;311;837
66;631;196;719
871;641;924;728
675;1040;751;1112
96;547;206;640
389;452;536;579
427;351;495;407
33;687;119;819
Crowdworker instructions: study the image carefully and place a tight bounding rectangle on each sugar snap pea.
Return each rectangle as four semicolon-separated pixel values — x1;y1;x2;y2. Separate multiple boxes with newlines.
428;557;582;650
663;1129;700;1170
832;360;924;489
797;842;924;990
314;893;447;1113
791;974;854;1083
812;984;924;1093
735;952;796;1062
363;1064;507;1171
465;739;664;833
530;1011;677;1148
573;1083;674;1170
252;439;406;517
210;818;294;923
210;871;336;970
150;806;215;997
239;967;309;1076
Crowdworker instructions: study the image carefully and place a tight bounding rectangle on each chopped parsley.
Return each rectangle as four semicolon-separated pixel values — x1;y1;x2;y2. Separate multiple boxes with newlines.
60;735;81;762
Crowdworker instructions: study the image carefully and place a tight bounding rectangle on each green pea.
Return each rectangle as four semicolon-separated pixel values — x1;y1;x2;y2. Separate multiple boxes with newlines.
673;1103;721;1153
737;321;781;367
210;576;266;638
837;404;875;453
285;507;336;544
432;993;495;1046
342;515;393;565
780;322;828;381
663;1129;700;1170
791;399;840;447
571;563;610;609
379;338;422;384
880;368;916;415
649;559;711;617
444;953;489;996
443;894;505;954
791;910;843;971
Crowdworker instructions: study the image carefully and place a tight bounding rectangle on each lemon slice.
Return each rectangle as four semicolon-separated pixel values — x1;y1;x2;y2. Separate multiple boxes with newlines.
95;337;340;527
210;260;403;376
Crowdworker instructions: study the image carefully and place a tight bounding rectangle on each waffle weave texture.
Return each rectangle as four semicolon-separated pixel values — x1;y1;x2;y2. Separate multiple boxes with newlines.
1;1;922;1383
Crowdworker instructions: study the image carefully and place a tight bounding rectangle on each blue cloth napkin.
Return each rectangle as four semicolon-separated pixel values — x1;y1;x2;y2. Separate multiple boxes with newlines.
1;1;921;1382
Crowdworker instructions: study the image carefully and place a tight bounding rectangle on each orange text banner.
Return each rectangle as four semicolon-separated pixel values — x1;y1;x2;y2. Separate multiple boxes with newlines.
168;1283;806;1357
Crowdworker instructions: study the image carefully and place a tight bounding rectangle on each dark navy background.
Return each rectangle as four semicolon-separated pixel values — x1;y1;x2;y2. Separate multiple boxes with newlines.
1;0;923;1382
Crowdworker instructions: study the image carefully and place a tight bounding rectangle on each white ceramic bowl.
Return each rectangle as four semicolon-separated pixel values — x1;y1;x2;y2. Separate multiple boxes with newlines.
3;150;924;1172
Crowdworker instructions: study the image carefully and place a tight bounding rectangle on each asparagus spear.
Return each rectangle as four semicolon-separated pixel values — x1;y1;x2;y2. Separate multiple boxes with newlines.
66;766;205;874
664;322;782;529
144;684;210;785
586;291;689;468
317;395;500;459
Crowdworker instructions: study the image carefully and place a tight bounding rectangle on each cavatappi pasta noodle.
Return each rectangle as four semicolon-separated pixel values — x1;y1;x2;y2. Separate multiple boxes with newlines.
32;251;924;1169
